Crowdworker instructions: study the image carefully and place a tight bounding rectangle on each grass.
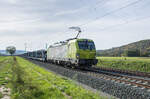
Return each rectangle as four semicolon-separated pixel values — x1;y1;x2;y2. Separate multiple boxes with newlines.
0;57;11;86
0;57;12;99
15;57;104;99
97;57;150;73
0;92;3;98
0;56;107;99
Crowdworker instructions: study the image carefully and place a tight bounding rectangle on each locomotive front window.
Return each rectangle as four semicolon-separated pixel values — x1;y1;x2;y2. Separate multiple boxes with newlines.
78;41;95;50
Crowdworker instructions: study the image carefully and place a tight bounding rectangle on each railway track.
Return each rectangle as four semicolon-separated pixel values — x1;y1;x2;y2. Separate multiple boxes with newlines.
94;67;150;78
65;65;150;92
83;67;150;91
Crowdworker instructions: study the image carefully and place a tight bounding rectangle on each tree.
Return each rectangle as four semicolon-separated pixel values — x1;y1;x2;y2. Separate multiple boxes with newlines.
6;46;16;56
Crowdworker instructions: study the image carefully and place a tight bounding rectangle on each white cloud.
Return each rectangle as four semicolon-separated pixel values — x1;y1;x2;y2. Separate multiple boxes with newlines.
0;0;150;50
5;0;17;4
53;6;87;16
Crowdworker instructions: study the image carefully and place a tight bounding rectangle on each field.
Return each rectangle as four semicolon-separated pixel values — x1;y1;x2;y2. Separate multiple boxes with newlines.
97;57;150;73
0;56;106;99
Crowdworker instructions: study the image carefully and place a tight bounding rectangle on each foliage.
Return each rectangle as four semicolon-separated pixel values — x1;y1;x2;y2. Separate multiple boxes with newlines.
6;46;16;55
0;57;12;99
97;57;150;72
97;39;150;57
0;57;11;86
15;57;103;99
123;49;140;57
0;92;3;98
0;56;105;99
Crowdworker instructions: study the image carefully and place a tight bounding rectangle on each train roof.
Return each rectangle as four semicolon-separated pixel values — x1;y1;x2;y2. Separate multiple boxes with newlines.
49;38;94;48
77;38;93;41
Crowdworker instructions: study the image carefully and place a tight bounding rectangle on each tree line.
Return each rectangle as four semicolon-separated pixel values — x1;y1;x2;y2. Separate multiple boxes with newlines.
97;49;150;57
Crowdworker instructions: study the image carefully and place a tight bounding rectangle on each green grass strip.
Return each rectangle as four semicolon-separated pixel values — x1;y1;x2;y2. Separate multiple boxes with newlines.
12;56;106;99
0;92;3;98
97;57;150;72
0;57;12;86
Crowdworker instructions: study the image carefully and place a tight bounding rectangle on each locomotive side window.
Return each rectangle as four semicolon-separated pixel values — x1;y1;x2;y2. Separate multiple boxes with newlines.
78;41;95;50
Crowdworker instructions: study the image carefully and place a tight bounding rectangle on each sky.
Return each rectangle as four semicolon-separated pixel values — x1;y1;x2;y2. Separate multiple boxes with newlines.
0;0;150;51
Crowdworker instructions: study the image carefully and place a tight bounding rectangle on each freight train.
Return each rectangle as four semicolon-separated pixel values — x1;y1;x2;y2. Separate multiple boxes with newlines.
21;38;98;67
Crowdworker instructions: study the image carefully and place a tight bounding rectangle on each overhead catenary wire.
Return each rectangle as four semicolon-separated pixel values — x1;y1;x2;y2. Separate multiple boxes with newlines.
97;15;150;31
78;0;144;27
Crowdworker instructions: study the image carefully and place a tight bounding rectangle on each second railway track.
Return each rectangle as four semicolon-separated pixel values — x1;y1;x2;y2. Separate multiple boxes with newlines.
83;67;150;91
94;67;150;78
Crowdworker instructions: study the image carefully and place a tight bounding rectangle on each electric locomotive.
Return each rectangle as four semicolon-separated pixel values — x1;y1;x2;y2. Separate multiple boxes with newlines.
47;38;97;67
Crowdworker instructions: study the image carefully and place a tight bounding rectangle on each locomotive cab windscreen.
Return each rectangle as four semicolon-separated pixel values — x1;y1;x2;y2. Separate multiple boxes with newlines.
77;40;95;50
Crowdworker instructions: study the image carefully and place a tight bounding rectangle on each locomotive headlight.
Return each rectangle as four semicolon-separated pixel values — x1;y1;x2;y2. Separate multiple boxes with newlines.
76;53;80;59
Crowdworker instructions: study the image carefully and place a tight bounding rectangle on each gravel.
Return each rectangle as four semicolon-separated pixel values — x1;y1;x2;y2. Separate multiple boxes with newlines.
28;59;150;99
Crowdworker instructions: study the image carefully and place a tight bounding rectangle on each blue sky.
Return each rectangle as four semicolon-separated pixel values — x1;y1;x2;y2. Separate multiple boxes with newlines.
0;0;150;50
